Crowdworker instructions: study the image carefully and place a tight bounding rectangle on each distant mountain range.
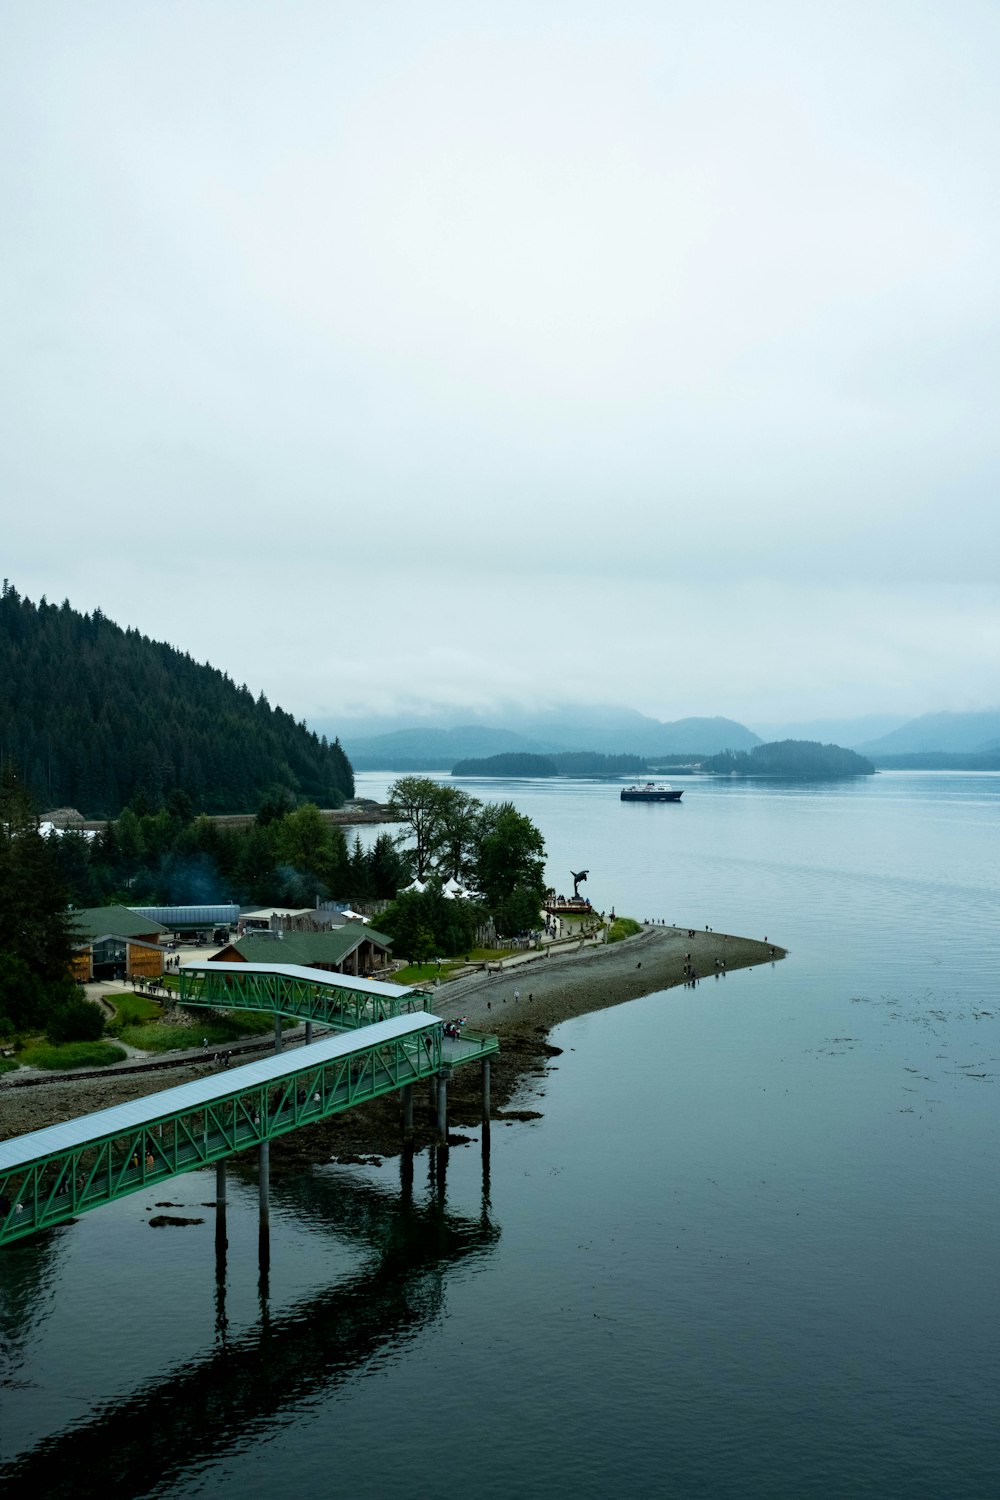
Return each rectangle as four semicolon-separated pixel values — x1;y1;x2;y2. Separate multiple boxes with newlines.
309;701;1000;770
751;714;909;747
853;709;1000;755
314;705;764;768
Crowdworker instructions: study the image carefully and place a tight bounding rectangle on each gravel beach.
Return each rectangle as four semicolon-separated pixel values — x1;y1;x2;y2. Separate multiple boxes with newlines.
429;923;781;1037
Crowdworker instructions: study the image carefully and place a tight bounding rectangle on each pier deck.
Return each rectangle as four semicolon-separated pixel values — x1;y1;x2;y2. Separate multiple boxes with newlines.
1;1002;497;1247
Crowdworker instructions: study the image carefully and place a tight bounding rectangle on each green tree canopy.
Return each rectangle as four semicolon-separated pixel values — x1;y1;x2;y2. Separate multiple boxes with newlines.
386;776;451;878
0;770;78;1032
472;801;546;916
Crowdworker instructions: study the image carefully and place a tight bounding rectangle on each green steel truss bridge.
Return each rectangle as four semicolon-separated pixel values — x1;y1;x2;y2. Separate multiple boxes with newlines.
0;1008;498;1248
177;959;432;1033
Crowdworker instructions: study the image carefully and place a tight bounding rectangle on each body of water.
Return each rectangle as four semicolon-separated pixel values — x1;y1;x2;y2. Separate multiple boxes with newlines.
2;771;998;1497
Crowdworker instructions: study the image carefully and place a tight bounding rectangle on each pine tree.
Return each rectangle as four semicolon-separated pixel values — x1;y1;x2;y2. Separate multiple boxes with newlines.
0;769;77;1031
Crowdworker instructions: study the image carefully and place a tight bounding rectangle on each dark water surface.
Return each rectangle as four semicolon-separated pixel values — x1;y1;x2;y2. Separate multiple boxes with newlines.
2;772;998;1497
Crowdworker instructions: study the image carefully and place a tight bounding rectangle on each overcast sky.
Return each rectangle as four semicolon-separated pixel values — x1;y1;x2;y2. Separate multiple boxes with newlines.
4;0;999;729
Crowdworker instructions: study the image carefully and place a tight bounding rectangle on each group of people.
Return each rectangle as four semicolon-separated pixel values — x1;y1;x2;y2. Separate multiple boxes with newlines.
201;1040;235;1068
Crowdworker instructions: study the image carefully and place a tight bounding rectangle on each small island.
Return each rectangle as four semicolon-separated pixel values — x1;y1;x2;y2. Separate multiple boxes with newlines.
700;739;875;778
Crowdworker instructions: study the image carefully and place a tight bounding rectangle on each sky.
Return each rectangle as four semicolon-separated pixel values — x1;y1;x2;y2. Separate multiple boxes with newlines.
3;0;999;730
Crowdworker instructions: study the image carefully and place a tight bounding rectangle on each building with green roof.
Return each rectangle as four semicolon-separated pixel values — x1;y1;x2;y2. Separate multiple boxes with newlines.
69;906;170;982
209;922;393;977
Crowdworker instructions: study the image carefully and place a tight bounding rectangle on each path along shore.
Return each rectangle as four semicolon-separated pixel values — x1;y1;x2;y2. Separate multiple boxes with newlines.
0;928;784;1147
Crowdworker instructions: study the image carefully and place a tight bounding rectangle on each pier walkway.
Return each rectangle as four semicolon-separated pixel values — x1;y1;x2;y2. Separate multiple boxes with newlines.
0;998;497;1247
178;960;429;1032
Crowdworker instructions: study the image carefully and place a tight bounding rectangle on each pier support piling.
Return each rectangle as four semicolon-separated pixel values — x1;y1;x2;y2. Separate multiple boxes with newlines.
305;1020;313;1046
258;1140;270;1229
436;1069;449;1144
273;1016;283;1054
481;1058;491;1124
214;1158;228;1267
402;1083;414;1135
258;1139;271;1276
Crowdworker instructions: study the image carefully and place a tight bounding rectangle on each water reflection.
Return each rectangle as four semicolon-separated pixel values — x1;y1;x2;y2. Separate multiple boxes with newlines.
1;1156;499;1497
0;1230;66;1372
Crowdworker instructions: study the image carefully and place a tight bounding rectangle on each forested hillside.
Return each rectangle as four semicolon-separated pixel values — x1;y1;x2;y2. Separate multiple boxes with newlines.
701;740;874;778
0;584;353;816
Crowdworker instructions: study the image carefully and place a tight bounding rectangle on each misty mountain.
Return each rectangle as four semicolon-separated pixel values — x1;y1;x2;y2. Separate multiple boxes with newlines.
857;709;1000;755
326;703;762;766
751;713;909;747
343;725;558;769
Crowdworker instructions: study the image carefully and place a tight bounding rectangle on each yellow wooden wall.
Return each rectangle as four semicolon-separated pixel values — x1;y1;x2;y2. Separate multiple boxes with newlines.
127;944;164;978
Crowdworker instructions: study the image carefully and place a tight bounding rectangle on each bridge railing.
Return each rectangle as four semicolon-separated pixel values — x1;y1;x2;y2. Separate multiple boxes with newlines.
0;1023;442;1248
177;964;432;1031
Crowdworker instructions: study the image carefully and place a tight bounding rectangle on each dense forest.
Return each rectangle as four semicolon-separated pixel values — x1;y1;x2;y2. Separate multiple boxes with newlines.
48;797;407;912
701;740;875;778
452;751;647;777
0;584;353;815
0;771;93;1037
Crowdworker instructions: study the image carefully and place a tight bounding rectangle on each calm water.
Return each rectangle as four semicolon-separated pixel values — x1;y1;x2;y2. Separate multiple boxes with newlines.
2;771;998;1497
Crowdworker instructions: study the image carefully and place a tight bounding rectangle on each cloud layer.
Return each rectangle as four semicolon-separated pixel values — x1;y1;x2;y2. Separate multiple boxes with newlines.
4;1;999;723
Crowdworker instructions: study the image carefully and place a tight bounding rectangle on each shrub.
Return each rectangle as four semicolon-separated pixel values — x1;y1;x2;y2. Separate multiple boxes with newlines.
21;1041;127;1070
608;917;642;943
46;992;106;1044
121;1010;284;1052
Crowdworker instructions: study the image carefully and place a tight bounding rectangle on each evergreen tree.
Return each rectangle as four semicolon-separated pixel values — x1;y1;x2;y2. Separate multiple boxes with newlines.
0;769;78;1032
0;586;356;815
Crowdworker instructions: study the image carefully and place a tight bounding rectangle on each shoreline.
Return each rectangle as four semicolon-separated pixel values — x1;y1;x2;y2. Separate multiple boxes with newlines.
429;924;782;1037
0;927;784;1151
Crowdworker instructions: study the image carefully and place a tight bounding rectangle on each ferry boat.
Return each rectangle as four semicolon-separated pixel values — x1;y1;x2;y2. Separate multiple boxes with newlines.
620;782;683;802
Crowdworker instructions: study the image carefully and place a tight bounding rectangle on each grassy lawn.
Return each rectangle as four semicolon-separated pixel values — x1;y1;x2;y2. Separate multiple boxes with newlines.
109;993;162;1026
607;916;642;942
392;962;461;986
19;1040;129;1070
0;1056;19;1074
121;1009;291;1052
392;946;524;986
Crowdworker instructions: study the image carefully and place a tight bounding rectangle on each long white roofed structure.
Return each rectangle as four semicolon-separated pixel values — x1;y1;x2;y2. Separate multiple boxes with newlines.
1;983;498;1246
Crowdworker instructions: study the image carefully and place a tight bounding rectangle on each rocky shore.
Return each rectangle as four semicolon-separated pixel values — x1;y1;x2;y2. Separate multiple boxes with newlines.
0;926;784;1160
